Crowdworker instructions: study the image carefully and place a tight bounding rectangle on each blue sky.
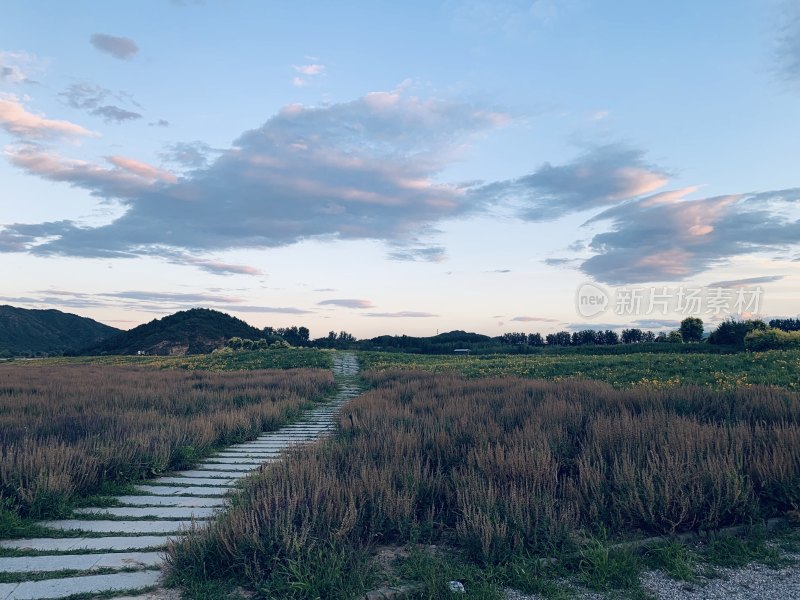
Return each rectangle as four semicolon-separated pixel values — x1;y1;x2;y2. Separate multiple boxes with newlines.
1;0;799;337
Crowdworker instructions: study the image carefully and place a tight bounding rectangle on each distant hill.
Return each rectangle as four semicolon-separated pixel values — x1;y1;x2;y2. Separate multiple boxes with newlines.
84;307;263;356
0;305;120;357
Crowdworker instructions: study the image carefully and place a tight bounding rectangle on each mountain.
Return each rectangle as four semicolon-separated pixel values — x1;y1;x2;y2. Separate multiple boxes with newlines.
84;308;263;355
0;305;120;357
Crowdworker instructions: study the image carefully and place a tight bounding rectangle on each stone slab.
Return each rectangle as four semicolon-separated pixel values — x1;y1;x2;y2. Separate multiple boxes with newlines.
133;485;233;497
195;465;261;474
115;495;226;507
0;569;161;599
211;451;280;458
41;520;193;534
148;476;237;486
0;551;162;573
0;536;173;552
74;506;217;519
170;471;245;480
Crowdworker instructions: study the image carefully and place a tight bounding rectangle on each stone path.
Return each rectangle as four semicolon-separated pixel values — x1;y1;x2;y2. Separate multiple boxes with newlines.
0;352;362;600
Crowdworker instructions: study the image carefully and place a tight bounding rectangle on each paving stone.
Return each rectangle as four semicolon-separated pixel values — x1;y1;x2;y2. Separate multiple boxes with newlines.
0;569;162;599
133;485;234;496
0;551;162;573
0;536;173;552
42;519;193;534
211;451;279;458
74;506;218;519
149;476;237;486
171;470;246;480
194;462;261;472
115;495;226;507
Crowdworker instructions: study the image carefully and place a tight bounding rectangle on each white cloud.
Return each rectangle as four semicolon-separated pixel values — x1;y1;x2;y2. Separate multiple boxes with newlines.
0;95;98;140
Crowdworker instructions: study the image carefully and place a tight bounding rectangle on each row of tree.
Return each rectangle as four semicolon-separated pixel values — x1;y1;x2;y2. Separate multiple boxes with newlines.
499;318;704;347
224;316;798;353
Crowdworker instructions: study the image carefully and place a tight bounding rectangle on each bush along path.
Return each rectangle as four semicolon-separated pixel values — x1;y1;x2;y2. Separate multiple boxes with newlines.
0;352;362;600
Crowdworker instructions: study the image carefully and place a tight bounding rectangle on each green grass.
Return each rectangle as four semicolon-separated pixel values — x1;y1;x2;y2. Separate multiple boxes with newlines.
358;348;800;389
29;347;333;371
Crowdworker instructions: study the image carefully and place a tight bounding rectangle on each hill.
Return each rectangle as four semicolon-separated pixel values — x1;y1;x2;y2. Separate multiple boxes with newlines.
84;308;264;355
0;305;120;357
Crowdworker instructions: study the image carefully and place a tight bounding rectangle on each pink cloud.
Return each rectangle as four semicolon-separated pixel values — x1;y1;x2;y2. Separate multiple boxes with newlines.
0;95;97;140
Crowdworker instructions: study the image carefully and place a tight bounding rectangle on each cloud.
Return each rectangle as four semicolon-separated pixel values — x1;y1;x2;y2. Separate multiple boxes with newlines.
90;34;139;60
59;83;142;123
155;250;262;275
223;305;313;314
318;299;375;309
149;119;170;127
473;144;670;220
1;91;504;261
579;187;800;284
486;268;511;273
387;245;447;262
91;105;142;123
511;315;559;322
292;63;325;86
708;275;784;288
543;257;575;266
159;141;217;169
363;311;439;318
0;95;97;139
102;290;240;303
294;64;325;76
5;145;176;205
0;51;43;84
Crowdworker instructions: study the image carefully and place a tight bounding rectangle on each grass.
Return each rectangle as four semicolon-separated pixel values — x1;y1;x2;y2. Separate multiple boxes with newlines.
358;348;800;389
0;364;335;519
167;369;800;598
30;347;333;371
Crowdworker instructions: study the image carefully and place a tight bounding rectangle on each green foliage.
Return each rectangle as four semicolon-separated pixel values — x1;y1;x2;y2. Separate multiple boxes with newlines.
679;317;704;343
745;328;800;351
708;318;767;346
0;304;118;357
642;540;698;581
358;349;800;389
84;307;264;355
666;331;684;343
257;542;376;600
576;538;643;593
34;347;333;371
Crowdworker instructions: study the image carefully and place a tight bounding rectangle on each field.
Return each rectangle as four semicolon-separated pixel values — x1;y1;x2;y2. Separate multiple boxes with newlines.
3;348;799;598
359;348;800;389
168;367;800;598
0;363;335;520
31;347;333;371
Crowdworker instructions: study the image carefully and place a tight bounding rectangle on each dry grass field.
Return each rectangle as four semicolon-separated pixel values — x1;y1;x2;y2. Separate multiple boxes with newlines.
168;368;800;598
0;364;335;518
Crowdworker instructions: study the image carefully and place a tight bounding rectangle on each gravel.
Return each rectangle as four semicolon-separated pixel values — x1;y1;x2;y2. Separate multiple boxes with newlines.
504;549;800;599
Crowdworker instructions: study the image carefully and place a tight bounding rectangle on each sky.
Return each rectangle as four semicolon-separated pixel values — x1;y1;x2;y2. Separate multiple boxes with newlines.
1;0;800;338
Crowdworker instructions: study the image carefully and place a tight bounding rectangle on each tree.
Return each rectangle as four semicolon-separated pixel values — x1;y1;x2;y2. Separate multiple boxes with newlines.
602;330;619;345
500;332;527;345
527;333;545;346
708;319;767;346
667;331;683;343
545;331;571;346
679;317;704;343
621;328;643;344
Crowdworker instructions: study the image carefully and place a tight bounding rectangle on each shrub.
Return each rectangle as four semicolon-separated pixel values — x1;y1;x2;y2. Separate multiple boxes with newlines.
745;328;800;351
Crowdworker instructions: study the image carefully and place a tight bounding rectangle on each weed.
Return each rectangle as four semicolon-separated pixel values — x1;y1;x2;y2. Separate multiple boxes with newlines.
642;540;698;582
